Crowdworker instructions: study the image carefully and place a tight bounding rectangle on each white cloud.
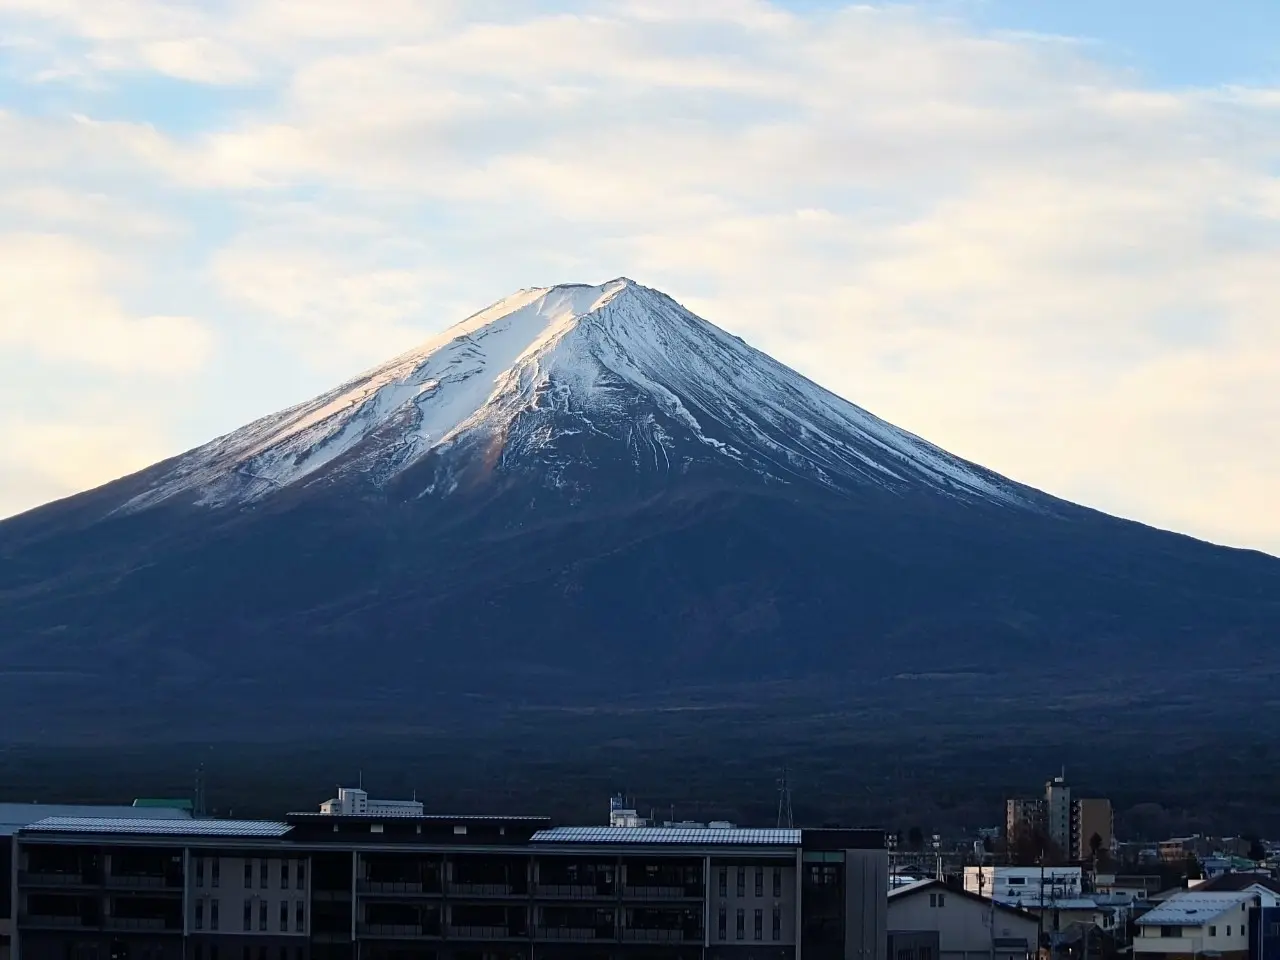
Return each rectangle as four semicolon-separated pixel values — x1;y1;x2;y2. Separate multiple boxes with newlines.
0;233;212;374
0;0;1278;554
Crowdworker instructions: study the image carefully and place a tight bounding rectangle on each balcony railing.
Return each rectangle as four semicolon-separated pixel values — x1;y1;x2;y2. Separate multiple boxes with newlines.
359;880;443;895
535;928;616;941
447;925;522;939
20;914;89;929
19;872;93;887
535;884;615;899
357;923;440;939
106;874;181;890
621;928;701;942
448;883;517;897
621;886;703;900
104;918;174;932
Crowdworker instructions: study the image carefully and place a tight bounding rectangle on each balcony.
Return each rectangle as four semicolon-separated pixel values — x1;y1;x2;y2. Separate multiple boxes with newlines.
19;872;95;889
621;929;701;943
621;886;702;901
448;883;516;898
535;885;614;900
359;880;443;897
535;928;617;941
106;874;182;892
19;914;91;930
357;923;441;940
447;925;523;940
104;917;177;932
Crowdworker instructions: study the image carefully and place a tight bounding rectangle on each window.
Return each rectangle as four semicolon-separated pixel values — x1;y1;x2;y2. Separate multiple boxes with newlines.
737;868;745;897
937;893;945;908
772;906;781;941
210;946;218;960
195;900;204;931
296;862;305;889
243;901;252;932
196;858;205;888
281;862;289;890
212;858;220;888
719;868;727;897
755;868;763;897
773;868;782;898
1209;927;1217;937
211;899;219;931
1160;927;1180;939
260;860;269;888
296;901;305;933
245;861;253;888
260;900;268;932
736;908;745;940
1226;926;1232;937
718;906;727;940
280;900;289;932
754;908;763;941
1007;877;1026;885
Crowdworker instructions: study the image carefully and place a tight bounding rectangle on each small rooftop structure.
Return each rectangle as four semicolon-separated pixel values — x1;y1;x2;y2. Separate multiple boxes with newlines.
319;787;423;818
132;798;195;811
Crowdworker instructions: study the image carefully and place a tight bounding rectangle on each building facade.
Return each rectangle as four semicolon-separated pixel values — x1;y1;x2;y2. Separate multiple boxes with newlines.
888;880;1037;960
961;868;1082;909
10;814;887;960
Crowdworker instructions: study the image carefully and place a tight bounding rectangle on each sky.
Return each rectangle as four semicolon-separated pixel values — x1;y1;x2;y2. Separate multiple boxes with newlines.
0;0;1278;556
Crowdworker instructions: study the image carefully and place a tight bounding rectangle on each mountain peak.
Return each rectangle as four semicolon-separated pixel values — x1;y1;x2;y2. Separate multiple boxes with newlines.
117;278;1034;514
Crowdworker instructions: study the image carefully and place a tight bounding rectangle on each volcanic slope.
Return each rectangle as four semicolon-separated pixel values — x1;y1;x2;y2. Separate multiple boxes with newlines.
1;278;1277;743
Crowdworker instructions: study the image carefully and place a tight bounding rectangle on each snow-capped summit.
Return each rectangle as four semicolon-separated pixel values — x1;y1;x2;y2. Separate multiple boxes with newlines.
122;278;1032;513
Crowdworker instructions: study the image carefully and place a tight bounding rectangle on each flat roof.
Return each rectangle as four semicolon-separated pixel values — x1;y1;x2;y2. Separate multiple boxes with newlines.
22;817;292;838
531;827;803;845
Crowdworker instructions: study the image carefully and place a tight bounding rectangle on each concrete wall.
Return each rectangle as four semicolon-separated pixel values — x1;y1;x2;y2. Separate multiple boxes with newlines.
188;854;310;937
709;861;798;946
844;849;887;960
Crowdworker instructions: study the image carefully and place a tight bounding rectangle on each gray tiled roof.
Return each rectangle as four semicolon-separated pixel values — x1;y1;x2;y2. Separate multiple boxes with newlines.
0;803;190;837
21;817;291;838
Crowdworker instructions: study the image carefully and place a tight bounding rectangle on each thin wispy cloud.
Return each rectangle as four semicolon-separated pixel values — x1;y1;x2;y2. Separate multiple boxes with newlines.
0;0;1277;553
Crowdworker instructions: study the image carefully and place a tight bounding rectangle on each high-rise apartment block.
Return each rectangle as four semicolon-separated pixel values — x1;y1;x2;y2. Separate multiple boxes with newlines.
1004;774;1113;863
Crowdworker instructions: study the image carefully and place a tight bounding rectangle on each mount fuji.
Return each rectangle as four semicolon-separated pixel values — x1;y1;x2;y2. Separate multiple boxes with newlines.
1;278;1278;747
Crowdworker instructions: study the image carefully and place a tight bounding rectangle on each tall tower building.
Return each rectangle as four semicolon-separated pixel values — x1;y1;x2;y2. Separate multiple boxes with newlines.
1044;775;1073;856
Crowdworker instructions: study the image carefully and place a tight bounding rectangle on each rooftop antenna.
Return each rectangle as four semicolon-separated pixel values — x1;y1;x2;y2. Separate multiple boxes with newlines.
194;763;206;818
776;767;795;829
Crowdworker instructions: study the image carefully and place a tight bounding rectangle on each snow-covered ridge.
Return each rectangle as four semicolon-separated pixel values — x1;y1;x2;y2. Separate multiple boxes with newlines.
120;278;1033;512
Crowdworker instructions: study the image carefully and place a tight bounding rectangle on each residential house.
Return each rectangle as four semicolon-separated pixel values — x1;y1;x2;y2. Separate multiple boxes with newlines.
889;878;1039;960
1134;891;1260;960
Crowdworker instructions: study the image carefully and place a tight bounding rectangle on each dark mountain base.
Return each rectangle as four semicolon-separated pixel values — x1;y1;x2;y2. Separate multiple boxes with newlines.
3;693;1278;838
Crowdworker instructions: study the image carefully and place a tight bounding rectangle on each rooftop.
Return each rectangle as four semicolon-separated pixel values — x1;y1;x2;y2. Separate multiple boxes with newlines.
22;817;291;838
1136;892;1253;925
531;826;802;845
1;803;190;837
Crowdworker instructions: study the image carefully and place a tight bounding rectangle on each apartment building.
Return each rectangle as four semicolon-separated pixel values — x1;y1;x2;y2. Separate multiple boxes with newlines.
9;810;887;960
1004;776;1112;862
